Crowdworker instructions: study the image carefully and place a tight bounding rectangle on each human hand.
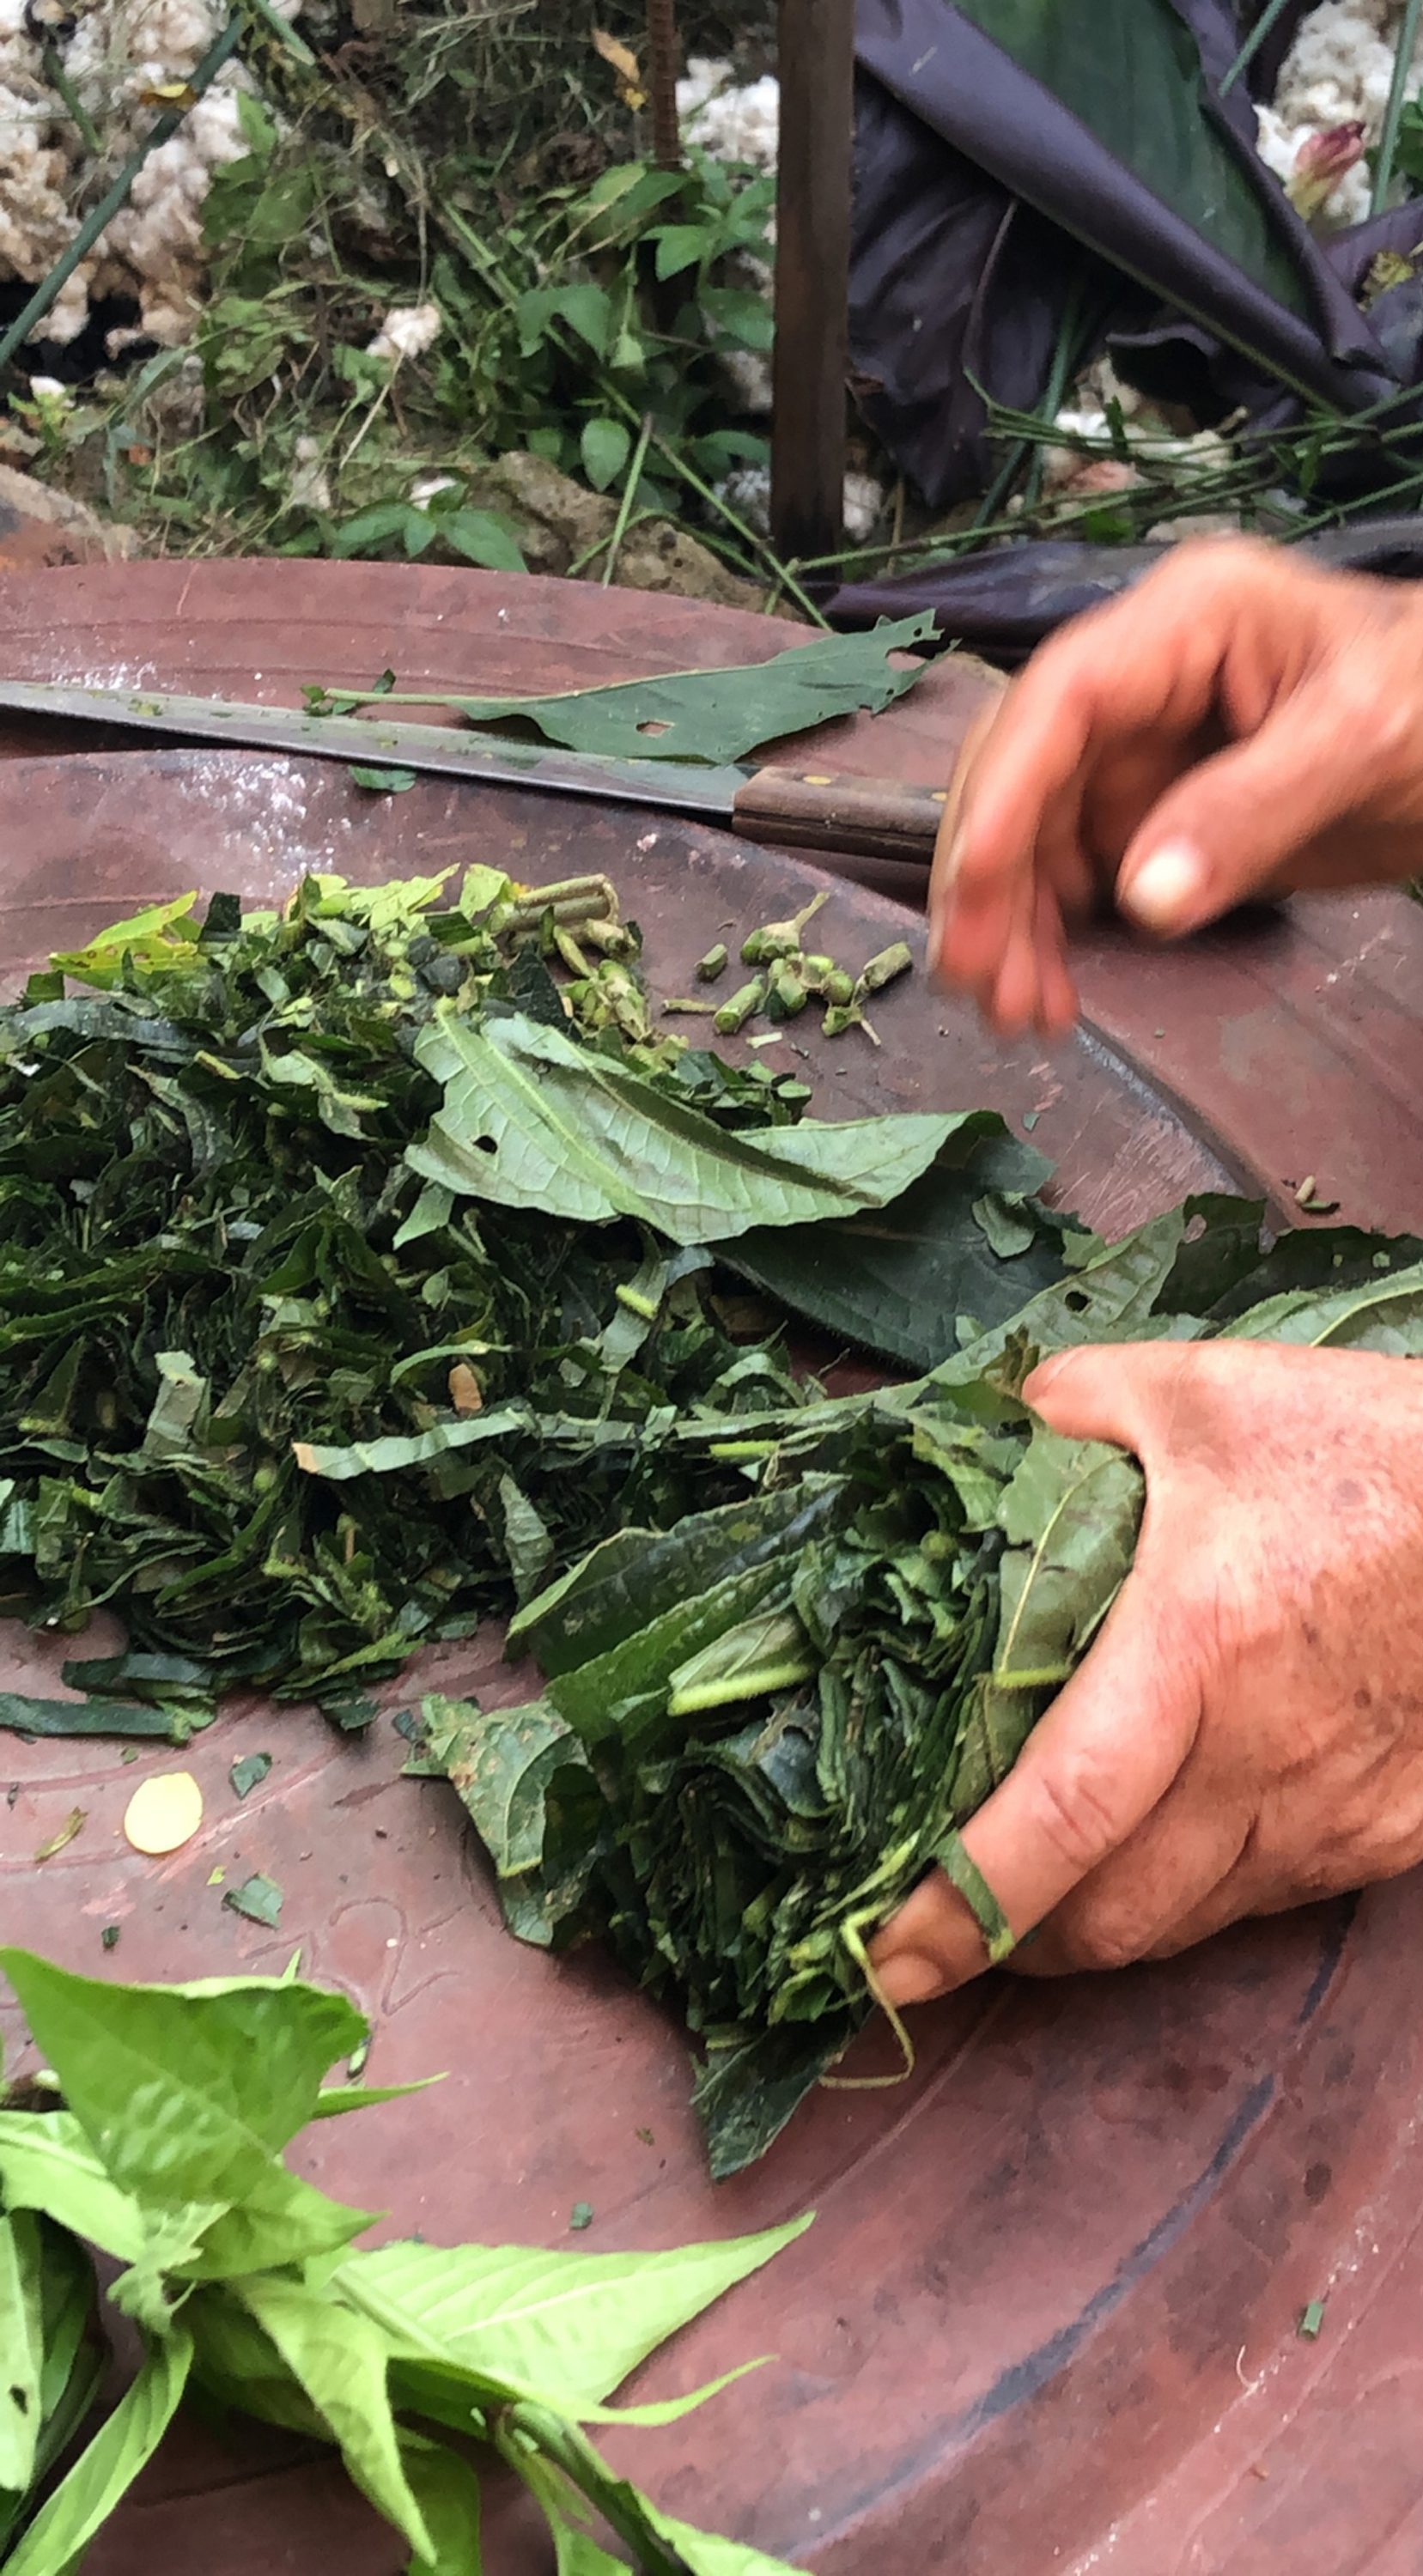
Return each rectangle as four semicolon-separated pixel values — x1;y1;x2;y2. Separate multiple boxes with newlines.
929;537;1423;1036
869;1338;1423;2001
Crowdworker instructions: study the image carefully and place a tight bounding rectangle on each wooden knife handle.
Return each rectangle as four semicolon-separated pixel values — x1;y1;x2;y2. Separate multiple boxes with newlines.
732;765;951;866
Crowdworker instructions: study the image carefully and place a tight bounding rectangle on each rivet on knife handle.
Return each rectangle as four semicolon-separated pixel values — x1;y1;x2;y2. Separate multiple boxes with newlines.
732;768;949;867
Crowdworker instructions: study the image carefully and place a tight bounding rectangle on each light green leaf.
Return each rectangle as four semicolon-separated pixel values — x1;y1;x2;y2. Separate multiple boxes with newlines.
401;2435;485;2576
651;2508;804;2574
581;417;632;490
0;2213;45;2493
442;509;527;574
315;614;935;764
0;1951;363;2209
340;2214;809;2410
407;1010;956;1246
515;2451;629;2573
234;2274;433;2562
312;2075;445;2119
3;2328;192;2576
186;2283;331;2438
0;2111;145;2262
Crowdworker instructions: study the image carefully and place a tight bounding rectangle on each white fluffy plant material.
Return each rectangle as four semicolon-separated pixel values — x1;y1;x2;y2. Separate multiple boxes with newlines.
0;0;301;350
1268;0;1423;224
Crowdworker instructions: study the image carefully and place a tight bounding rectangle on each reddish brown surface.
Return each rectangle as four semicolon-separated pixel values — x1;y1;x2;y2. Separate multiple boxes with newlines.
1;564;1422;2576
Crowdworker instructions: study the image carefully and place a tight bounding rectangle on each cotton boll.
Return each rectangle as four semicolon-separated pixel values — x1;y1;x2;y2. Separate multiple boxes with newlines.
1274;0;1423;159
842;470;886;541
288;434;331;513
717;464;886;541
676;54;779;175
0;0;300;354
367;301;442;363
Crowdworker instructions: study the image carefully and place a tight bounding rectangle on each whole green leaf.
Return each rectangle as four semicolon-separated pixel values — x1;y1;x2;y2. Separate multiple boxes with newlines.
340;2214;808;2412
1221;1260;1423;1352
0;2212;45;2493
400;2435;485;2576
234;2273;434;2562
581;416;631;491
319;616;935;764
407;1011;958;1246
0;2111;145;2263
993;1429;1145;1687
0;1952;362;2211
721;1127;1072;1370
2;2327;192;2576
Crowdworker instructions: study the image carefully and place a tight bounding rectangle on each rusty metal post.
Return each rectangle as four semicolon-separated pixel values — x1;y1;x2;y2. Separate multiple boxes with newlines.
646;0;683;170
770;0;854;568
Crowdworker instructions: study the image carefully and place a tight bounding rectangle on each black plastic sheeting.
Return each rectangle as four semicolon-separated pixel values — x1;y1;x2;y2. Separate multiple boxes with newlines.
842;0;1423;659
823;516;1423;665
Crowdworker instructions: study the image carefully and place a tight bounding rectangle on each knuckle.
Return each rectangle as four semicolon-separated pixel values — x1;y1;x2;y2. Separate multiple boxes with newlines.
1057;1901;1148;1973
1021;1745;1125;1880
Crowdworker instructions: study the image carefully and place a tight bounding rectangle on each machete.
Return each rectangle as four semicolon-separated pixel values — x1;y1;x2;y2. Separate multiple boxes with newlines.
0;677;952;870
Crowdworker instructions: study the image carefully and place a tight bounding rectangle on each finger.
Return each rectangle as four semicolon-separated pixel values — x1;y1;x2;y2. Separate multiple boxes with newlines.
868;1581;1200;2002
1023;1337;1197;1457
1031;877;1079;1038
927;699;1002;973
1115;672;1405;936
1007;1791;1252;1976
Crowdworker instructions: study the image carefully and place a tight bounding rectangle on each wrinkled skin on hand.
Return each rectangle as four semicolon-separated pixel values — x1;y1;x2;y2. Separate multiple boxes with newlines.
869;1340;1423;2002
929;536;1423;1036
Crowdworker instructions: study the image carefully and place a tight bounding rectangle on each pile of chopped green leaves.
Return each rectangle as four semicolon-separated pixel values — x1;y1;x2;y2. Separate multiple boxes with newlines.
430;1201;1423;2175
0;870;1072;1727
0;1948;806;2575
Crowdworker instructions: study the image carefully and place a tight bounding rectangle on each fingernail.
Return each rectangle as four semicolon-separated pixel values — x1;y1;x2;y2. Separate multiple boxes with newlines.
926;912;944;975
1121;840;1204;933
875;1951;946;2007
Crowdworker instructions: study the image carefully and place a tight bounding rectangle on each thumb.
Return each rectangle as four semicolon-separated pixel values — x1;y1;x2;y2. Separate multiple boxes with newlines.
869;1575;1194;2003
1113;678;1378;936
1024;1338;1195;1458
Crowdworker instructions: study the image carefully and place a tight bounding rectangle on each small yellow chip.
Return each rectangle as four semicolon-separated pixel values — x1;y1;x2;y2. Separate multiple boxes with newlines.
124;1771;204;1856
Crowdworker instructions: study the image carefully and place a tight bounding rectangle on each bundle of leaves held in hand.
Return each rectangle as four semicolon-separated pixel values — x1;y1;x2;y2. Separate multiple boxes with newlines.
431;1203;1423;2175
0;1949;807;2574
